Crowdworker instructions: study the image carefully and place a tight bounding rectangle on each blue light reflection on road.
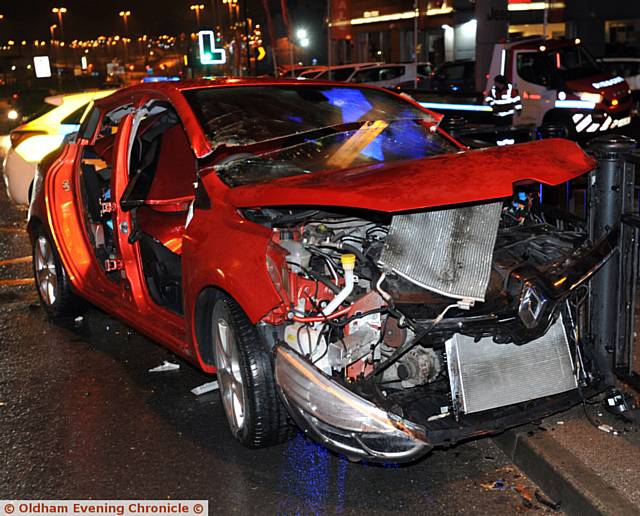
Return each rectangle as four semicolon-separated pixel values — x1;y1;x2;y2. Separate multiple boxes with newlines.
277;433;349;515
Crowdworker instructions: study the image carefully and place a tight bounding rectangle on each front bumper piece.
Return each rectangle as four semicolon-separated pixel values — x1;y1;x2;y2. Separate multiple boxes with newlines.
274;344;430;462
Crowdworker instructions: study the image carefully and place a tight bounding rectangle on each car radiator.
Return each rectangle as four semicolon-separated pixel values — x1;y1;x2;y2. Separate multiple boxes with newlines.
379;201;502;302
445;317;577;414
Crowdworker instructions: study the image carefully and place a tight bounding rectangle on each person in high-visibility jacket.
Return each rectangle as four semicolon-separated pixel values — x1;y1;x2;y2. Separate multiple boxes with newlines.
485;74;522;127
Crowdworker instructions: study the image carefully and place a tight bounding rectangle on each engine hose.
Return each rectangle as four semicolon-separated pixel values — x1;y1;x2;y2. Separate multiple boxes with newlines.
304;268;341;294
291;306;351;323
315;242;369;265
337;243;369;265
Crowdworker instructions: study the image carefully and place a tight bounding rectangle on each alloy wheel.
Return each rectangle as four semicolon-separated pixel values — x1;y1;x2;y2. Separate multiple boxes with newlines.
34;235;58;306
213;303;246;434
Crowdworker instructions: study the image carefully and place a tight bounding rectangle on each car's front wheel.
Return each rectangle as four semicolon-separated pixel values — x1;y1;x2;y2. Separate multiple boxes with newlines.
211;292;291;448
32;227;85;318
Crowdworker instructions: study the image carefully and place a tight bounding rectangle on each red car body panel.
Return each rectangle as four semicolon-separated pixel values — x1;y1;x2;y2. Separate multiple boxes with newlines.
227;139;595;212
28;80;597;376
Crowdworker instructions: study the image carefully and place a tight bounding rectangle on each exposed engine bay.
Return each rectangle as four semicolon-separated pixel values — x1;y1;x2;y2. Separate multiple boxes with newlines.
248;187;613;445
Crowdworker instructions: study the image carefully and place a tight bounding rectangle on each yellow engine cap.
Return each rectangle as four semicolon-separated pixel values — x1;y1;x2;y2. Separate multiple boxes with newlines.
341;253;356;269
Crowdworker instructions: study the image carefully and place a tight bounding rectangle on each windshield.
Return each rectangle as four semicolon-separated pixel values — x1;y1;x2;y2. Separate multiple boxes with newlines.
183;85;436;147
183;84;454;187
551;45;601;81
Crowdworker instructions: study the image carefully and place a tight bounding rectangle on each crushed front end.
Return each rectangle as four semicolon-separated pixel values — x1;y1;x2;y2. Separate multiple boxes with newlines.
251;189;615;462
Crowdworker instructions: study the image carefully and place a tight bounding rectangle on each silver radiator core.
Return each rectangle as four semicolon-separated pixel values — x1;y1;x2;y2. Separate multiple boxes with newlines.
445;317;577;414
379;202;502;302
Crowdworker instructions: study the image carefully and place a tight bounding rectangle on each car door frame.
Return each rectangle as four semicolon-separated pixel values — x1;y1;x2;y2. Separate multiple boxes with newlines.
67;99;138;312
110;91;200;356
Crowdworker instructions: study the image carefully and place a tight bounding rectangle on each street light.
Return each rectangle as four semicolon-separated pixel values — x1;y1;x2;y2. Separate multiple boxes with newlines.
222;0;238;24
190;4;205;28
52;7;67;40
119;11;132;66
296;28;310;48
119;10;131;34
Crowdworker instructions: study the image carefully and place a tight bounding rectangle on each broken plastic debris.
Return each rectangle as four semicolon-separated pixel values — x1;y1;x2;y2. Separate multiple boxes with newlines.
191;381;219;396
556;420;564;425
480;479;505;491
148;361;180;373
74;316;83;323
427;411;450;421
597;424;619;435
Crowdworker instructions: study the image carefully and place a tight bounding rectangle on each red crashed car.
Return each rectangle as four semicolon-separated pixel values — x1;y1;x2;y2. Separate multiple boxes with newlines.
29;79;613;462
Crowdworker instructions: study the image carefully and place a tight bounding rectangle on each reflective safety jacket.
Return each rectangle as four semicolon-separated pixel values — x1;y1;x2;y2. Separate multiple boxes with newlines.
485;84;522;118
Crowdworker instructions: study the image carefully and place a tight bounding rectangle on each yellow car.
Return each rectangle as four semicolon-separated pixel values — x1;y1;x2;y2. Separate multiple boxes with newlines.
2;90;115;204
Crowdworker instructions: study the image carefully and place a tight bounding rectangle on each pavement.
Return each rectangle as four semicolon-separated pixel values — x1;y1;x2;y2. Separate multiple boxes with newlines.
0;183;555;513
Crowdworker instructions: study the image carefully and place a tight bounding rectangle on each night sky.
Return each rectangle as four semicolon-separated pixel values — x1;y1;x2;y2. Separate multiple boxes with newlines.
0;0;268;41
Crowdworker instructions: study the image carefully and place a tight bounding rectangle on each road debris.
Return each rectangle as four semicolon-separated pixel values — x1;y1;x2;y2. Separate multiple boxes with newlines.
191;381;219;396
148;361;180;373
515;483;534;508
597;423;620;435
535;490;561;511
480;479;505;491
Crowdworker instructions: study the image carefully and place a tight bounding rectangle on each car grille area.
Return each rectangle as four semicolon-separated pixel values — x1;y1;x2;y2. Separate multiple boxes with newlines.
379;201;502;302
445;317;577;414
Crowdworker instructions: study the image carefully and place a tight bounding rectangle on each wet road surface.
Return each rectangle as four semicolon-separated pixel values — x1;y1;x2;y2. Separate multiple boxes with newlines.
0;183;555;514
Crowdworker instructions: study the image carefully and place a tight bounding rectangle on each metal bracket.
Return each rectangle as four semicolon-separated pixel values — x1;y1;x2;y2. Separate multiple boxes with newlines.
104;259;124;272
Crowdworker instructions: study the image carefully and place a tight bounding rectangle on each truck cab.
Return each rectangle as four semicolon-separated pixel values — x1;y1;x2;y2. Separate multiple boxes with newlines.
488;38;633;136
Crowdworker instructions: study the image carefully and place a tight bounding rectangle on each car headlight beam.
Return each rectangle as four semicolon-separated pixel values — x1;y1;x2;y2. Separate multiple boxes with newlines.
578;91;603;104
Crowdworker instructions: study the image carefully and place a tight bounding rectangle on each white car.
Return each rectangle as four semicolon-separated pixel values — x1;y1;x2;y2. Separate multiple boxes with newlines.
351;63;419;89
3;90;114;204
298;63;379;82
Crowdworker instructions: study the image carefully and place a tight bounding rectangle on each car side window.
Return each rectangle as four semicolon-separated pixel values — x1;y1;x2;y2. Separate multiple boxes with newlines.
332;67;356;81
61;103;90;126
120;102;196;212
379;66;404;81
352;68;379;83
417;64;432;77
517;52;554;86
78;105;101;141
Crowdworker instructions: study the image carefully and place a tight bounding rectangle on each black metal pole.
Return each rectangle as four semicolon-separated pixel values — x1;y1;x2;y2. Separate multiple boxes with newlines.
244;1;250;76
587;134;637;385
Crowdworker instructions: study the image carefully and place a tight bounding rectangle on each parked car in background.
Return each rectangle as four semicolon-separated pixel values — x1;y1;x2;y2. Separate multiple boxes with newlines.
298;63;379;82
420;60;476;94
3;90;114;205
598;57;640;112
351;63;419;89
297;67;328;80
29;78;612;463
300;63;430;89
1;88;56;154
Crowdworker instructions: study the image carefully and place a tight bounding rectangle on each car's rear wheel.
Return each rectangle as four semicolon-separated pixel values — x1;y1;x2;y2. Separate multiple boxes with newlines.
32;227;85;318
211;292;291;447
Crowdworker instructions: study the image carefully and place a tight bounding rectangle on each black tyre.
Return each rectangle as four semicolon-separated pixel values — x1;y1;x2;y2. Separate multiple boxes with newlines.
32;226;86;318
211;292;291;447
